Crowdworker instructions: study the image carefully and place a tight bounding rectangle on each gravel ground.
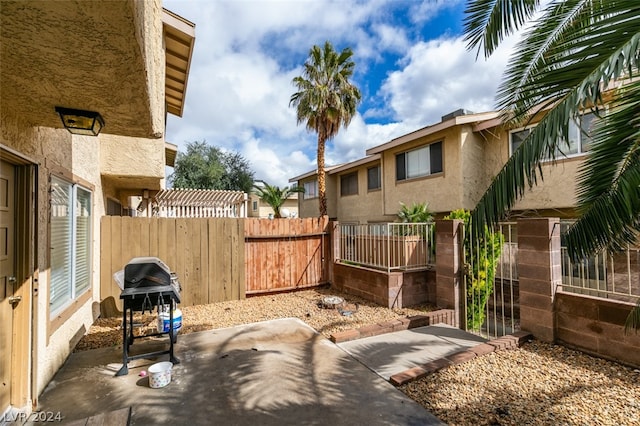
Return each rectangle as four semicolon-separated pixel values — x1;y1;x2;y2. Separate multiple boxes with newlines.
77;288;640;425
75;287;432;352
401;340;640;426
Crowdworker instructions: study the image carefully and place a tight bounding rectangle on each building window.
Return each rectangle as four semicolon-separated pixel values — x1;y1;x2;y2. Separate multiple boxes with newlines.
303;180;318;199
510;112;596;157
252;200;258;211
396;141;443;181
340;172;358;196
50;175;92;316
367;165;381;190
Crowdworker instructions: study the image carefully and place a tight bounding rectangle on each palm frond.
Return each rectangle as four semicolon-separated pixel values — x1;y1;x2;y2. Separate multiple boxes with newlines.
471;89;596;234
563;81;640;259
624;299;640;334
470;1;640;238
464;0;539;58
498;1;640;121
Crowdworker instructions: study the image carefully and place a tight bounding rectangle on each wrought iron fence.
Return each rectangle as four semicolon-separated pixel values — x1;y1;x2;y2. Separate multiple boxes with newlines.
560;221;640;303
337;222;435;272
462;221;520;339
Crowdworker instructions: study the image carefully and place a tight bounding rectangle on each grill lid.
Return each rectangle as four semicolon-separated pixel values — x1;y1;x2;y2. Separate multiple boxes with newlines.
124;257;172;288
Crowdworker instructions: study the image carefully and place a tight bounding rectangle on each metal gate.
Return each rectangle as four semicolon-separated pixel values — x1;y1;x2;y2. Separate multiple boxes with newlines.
461;221;519;338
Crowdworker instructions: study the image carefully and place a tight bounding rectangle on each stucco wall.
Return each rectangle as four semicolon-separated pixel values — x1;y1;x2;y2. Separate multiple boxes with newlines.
100;134;165;179
333;163;391;223
297;174;337;219
248;195;299;218
131;0;165;138
1;111;106;399
481;126;582;212
381;127;463;215
460;125;490;210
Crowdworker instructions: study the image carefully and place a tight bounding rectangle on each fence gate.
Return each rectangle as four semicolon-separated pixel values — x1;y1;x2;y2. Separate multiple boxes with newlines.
461;221;519;338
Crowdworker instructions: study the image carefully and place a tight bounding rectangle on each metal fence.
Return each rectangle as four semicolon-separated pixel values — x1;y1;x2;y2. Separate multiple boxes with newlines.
560;222;640;303
462;221;519;339
337;222;435;272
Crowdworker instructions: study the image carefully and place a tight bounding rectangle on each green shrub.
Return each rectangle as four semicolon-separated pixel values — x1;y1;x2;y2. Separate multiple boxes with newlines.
397;202;433;223
445;209;503;331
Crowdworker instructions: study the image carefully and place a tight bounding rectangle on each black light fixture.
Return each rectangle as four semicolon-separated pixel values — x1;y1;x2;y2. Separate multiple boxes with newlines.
55;106;105;136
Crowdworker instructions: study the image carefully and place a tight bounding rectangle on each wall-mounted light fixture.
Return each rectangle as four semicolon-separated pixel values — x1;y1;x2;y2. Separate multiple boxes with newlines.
55;106;105;136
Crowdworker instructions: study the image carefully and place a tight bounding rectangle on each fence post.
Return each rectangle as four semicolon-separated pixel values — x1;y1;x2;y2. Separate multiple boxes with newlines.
329;220;340;285
517;217;561;342
435;219;464;328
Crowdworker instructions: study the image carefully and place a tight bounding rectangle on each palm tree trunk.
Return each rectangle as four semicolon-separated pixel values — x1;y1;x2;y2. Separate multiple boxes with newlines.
317;131;327;217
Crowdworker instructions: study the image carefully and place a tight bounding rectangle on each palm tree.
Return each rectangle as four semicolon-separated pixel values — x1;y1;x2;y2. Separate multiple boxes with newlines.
397;202;434;223
463;0;640;327
253;182;304;218
290;41;362;217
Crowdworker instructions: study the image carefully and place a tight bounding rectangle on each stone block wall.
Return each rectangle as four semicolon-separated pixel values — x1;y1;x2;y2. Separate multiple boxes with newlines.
332;262;435;309
516;217;640;367
555;292;640;366
517;218;561;342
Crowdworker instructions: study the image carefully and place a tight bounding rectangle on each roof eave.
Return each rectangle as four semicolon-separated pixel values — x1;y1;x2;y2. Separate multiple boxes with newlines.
162;8;196;118
366;111;500;155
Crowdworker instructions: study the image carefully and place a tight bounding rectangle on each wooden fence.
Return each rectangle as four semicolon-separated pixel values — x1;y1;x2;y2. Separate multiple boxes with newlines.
244;216;329;294
100;216;329;308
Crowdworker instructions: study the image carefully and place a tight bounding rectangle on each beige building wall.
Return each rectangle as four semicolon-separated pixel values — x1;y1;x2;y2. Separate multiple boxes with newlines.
100;136;165;180
481;124;583;214
460;125;492;210
333;162;390;224
1;112;107;399
294;111;589;224
2;110;170;405
248;194;299;218
380;127;464;216
0;0;174;408
132;0;165;138
297;174;338;219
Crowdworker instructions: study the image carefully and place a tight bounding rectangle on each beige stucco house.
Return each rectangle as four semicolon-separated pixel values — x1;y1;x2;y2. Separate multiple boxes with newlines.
290;107;594;223
289;165;341;219
0;1;194;417
248;181;300;218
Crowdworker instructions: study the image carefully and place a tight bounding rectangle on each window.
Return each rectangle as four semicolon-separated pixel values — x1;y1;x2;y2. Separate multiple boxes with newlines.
340;172;358;196
510;112;597;158
367;166;381;190
252;200;258;211
303;180;317;199
396;141;443;181
50;175;92;316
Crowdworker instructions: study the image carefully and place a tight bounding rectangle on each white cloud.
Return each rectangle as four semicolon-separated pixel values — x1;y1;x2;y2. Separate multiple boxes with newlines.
241;138;313;186
164;0;520;188
409;0;464;24
381;34;516;127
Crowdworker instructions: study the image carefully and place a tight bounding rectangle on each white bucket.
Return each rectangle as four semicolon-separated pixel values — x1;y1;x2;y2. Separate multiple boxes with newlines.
157;308;182;334
148;361;173;388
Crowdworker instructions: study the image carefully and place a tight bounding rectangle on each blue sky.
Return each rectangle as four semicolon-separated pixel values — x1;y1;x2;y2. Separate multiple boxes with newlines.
164;0;518;187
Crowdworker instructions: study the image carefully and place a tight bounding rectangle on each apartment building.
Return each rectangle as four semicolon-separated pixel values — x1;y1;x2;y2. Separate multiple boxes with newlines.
290;108;595;223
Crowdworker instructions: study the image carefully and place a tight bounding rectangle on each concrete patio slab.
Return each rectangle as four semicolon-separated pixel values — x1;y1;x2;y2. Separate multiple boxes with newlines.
29;318;443;425
337;323;487;380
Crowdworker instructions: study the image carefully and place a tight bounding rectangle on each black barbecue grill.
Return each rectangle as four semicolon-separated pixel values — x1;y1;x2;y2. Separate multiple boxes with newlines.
116;257;181;376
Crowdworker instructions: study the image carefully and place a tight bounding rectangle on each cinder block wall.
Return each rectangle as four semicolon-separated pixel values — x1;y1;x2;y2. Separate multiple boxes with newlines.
517;217;640;367
556;292;640;366
332;263;435;308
